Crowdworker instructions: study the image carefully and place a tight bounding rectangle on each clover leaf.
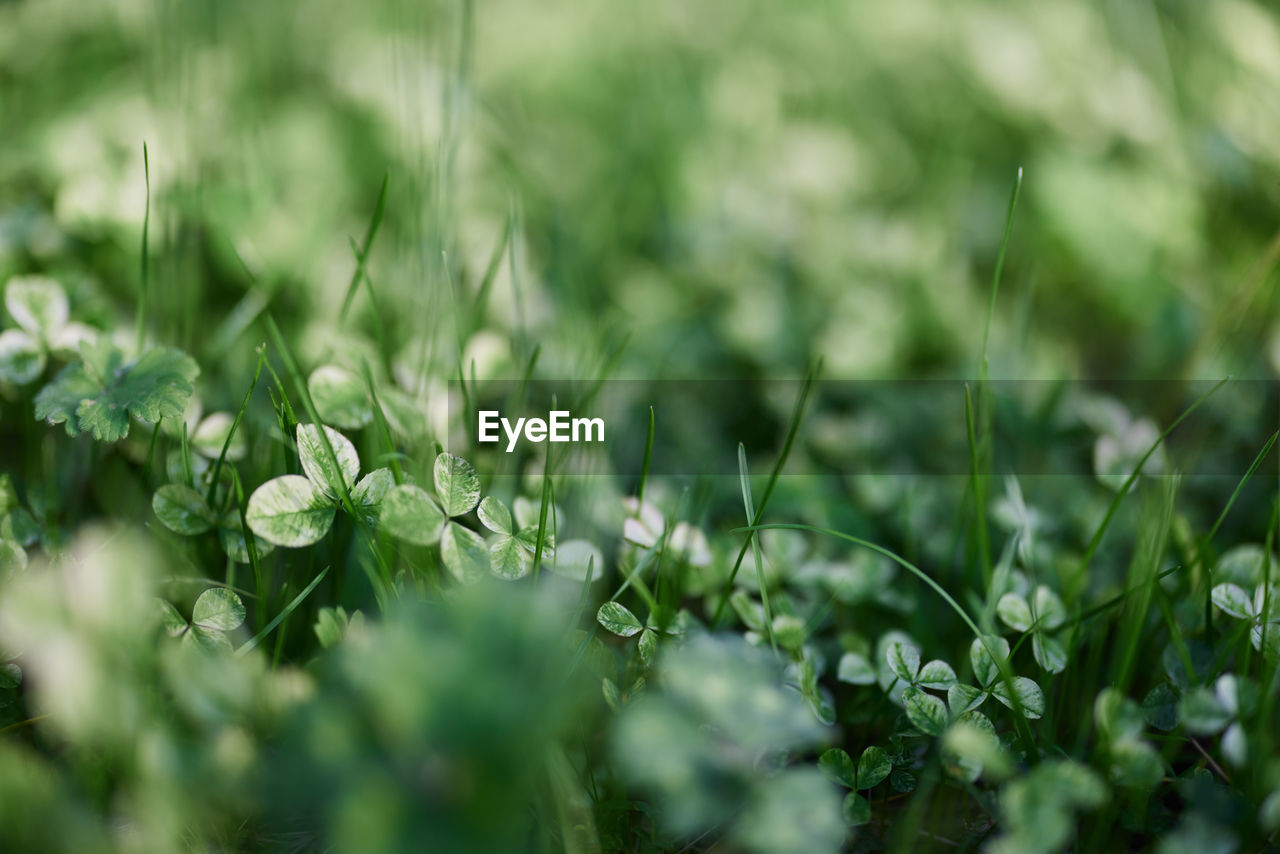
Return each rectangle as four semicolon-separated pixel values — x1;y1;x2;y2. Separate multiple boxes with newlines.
0;275;97;385
247;423;376;548
35;338;198;441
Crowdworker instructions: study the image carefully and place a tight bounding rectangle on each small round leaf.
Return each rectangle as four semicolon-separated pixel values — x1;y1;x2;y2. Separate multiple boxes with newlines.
192;587;246;632
152;484;216;535
308;365;373;430
246;475;336;547
379;484;446;546
440;521;489;583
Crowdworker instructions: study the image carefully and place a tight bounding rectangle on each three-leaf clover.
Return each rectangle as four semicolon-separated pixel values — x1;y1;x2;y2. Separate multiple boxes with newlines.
1178;673;1256;768
0;275;95;385
158;587;246;650
35;337;199;442
477;495;554;581
246;423;390;547
819;745;893;826
1211;581;1279;659
997;585;1069;673
944;636;1045;721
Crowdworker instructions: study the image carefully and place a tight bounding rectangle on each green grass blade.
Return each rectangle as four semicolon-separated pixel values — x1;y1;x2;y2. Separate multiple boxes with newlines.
236;566;330;657
711;360;820;627
738;443;776;653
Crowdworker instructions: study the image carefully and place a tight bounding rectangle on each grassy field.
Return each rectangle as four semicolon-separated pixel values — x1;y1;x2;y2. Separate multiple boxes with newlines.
1;0;1279;851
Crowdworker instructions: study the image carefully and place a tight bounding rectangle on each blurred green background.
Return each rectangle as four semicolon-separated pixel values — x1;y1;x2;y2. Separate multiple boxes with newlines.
3;0;1278;389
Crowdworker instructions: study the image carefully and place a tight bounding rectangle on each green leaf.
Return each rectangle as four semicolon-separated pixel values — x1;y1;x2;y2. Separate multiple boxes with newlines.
489;535;530;580
904;686;948;736
0;329;45;385
35;342;199;441
1179;686;1231;735
5;275;67;338
886;641;921;682
246;475;336;547
948;682;987;716
313;606;351;649
478;495;513;535
1210;583;1254;620
841;792;871;826
1032;586;1066;630
296;423;360;499
1141;682;1179;731
514;525;554;560
857;746;892;789
307;364;373;430
1108;739;1164;789
184;624;233;652
597;601;644;638
818;748;856;788
1033;632;1068;674
434;453;481;517
917;659;957;690
157;598;187;638
970;635;1011;688
192;587;245;632
440;521;489;583
638;628;658;665
1094;688;1145;742
379;484;446;546
0;538;28;576
997;592;1033;632
890;768;917;793
350;467;394;521
991;676;1045;719
837;651;876;685
152;484;216;535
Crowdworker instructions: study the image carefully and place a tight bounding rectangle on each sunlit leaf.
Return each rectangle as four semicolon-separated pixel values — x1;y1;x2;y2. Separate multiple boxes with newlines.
308;364;373;430
1210;583;1254;620
997;592;1033;632
489;535;530;580
296;423;360;499
192;587;245;632
597;601;644;638
434;453;481;517
440;521;489;583
379;483;446;546
152;484;216;536
478;495;513;535
246;475;336;547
